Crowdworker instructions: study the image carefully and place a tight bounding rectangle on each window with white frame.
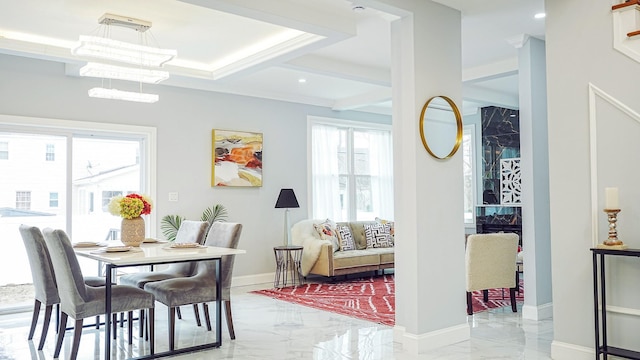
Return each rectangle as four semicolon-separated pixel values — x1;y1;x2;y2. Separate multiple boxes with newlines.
45;143;55;161
49;192;59;207
16;191;31;210
0;141;7;160
309;118;393;222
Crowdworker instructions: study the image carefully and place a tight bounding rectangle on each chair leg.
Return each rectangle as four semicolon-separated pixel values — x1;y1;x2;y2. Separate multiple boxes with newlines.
27;300;41;340
55;304;60;334
169;307;176;351
112;313;117;340
482;289;489;302
139;309;145;338
193;304;202;327
510;287;518;312
148;308;155;355
54;312;67;358
127;311;133;344
176;306;182;320
70;319;83;360
95;315;100;329
120;312;125;328
203;303;212;331
224;300;236;340
466;292;473;315
37;304;53;350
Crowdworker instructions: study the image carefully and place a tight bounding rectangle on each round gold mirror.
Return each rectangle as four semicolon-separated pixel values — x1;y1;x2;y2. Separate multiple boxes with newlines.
419;95;463;160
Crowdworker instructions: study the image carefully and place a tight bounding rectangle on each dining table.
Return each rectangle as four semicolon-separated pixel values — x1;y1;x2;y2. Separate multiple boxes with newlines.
74;240;246;360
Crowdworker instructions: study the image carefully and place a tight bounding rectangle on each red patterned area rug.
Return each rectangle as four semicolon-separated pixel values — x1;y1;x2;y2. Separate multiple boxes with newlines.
251;275;523;326
470;280;524;314
252;275;395;326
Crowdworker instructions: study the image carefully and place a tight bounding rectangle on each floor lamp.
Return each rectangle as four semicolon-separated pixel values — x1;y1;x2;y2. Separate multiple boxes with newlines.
275;188;299;246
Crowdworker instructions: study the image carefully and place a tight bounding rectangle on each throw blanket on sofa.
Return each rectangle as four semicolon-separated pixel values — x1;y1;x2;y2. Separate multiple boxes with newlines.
291;219;331;276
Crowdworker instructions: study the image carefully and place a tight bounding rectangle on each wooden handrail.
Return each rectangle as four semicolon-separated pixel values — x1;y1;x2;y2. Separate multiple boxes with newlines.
628;30;640;37
612;0;640;11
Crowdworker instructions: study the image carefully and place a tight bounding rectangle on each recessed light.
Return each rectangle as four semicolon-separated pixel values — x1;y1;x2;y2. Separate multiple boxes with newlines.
534;12;546;19
298;78;307;84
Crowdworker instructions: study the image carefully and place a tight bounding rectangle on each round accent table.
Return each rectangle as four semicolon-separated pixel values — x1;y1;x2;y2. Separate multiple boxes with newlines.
273;245;304;288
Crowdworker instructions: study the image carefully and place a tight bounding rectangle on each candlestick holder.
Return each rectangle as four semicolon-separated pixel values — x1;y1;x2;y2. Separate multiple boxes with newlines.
597;209;628;249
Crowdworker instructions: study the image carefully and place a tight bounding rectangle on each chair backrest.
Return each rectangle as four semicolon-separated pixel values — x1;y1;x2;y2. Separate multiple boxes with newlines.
167;220;209;275
175;220;209;245
42;228;89;310
19;224;60;305
201;222;243;299
465;232;519;292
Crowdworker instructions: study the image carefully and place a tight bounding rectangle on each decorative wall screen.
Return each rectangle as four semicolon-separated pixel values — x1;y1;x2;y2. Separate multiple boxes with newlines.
500;158;521;204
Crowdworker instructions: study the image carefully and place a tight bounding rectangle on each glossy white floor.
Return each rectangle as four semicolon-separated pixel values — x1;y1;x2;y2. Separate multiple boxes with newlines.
0;282;553;360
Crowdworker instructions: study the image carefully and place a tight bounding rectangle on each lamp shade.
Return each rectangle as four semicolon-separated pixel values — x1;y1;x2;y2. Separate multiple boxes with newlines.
275;188;299;208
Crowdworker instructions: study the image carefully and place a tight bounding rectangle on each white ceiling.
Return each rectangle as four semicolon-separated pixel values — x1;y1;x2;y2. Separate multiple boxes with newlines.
0;0;545;115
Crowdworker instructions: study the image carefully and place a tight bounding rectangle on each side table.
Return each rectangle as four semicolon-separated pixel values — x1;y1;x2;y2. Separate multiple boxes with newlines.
273;245;304;288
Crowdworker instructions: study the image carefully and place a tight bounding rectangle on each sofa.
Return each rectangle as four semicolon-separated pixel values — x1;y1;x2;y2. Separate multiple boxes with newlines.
291;219;395;278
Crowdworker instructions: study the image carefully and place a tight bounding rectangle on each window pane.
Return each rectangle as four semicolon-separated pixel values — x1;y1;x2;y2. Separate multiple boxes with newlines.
355;175;373;220
72;137;141;243
353;131;370;175
0;132;67;309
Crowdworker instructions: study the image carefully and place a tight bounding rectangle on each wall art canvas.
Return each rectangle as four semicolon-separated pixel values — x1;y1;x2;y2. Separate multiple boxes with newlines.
212;129;262;187
500;158;521;204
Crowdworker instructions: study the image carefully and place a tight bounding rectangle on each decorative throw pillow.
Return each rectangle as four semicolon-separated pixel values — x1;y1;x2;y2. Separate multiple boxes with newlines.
336;225;356;251
376;217;396;242
313;219;339;252
364;223;393;248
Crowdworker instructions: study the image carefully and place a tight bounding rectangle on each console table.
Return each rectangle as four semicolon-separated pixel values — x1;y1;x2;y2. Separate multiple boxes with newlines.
591;248;640;360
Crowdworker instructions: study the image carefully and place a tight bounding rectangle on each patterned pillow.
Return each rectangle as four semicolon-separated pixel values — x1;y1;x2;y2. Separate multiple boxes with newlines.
313;219;339;252
336;225;356;251
364;223;393;248
375;217;395;238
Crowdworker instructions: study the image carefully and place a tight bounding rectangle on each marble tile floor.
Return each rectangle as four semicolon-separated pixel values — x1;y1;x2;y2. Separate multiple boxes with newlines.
0;282;553;359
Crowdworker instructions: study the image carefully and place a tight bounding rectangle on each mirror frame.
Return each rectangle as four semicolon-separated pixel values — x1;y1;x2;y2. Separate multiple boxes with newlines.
419;95;463;160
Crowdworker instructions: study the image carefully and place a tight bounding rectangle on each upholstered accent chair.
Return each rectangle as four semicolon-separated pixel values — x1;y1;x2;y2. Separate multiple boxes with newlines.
119;220;209;327
143;222;242;350
465;232;519;315
42;228;155;360
18;224;105;351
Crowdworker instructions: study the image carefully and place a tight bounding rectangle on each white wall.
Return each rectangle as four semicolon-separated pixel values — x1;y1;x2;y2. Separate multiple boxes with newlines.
0;53;390;279
547;1;640;358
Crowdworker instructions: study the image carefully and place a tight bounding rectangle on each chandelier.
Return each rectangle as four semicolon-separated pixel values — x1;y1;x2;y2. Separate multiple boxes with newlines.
71;13;177;103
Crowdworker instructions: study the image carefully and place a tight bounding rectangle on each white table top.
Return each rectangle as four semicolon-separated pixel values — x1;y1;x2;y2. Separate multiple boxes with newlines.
74;241;246;266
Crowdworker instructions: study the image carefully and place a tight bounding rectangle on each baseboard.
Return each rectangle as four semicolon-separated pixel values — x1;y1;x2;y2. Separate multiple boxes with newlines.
550;340;594;360
522;302;553;320
395;323;470;354
232;272;275;288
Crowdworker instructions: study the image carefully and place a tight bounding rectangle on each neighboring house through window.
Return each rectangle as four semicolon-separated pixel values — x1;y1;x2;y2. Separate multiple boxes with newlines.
309;117;393;222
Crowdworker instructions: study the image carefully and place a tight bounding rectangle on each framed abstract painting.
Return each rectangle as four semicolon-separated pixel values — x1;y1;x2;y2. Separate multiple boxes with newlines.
211;129;263;187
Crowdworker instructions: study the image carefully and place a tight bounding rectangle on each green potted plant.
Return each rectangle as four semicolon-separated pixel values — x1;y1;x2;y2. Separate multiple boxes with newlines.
161;204;228;241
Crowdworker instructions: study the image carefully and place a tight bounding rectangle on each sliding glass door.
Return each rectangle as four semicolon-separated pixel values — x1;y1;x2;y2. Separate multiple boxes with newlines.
0;118;154;312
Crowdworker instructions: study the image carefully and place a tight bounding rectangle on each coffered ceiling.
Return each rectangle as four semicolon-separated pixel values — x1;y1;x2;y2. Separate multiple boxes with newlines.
0;0;545;115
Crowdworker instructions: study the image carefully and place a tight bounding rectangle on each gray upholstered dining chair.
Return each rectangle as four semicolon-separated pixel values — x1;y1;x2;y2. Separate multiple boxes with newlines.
18;224;106;351
465;232;519;315
143;222;242;350
119;220;209;327
42;227;155;360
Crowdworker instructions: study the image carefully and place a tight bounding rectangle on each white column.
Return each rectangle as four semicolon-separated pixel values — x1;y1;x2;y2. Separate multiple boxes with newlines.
365;0;467;354
517;36;553;320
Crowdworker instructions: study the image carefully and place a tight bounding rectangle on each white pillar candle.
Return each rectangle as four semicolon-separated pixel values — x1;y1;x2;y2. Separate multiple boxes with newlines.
605;187;619;209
